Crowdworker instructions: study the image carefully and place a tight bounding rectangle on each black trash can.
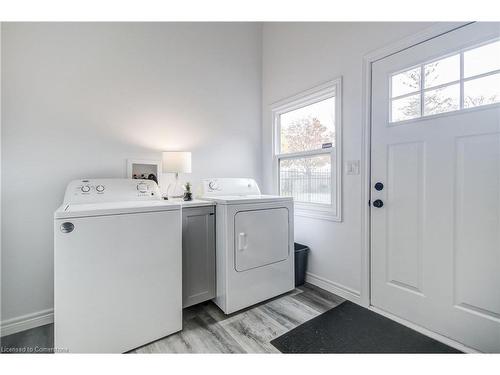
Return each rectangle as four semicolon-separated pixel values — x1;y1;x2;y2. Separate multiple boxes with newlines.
294;242;310;287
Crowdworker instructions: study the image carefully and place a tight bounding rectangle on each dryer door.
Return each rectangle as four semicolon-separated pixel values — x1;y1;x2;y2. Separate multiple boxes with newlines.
234;207;289;272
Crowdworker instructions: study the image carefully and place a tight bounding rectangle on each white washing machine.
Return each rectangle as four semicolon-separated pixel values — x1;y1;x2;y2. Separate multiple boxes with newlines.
54;178;182;353
201;178;294;314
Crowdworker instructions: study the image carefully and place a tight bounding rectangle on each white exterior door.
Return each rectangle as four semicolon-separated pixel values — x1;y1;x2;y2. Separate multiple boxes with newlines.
371;23;500;352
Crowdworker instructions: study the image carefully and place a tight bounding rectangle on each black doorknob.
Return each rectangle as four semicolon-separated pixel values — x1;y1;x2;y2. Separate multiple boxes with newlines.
373;199;384;208
374;182;384;191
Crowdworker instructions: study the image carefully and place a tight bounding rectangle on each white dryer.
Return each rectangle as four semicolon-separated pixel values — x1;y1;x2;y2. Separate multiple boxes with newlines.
201;178;294;314
54;179;182;353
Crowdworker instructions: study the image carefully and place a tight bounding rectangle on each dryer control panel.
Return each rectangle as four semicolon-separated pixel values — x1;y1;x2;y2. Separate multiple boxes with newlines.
201;178;261;197
63;178;160;204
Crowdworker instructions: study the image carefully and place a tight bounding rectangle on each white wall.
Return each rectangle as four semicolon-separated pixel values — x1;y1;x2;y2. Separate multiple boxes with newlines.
1;21;454;329
1;23;262;323
261;22;436;303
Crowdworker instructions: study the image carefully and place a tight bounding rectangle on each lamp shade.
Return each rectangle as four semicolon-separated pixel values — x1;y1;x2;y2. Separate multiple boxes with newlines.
162;151;192;173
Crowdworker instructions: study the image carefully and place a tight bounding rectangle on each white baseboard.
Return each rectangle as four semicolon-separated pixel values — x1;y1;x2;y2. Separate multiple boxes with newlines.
1;309;54;337
306;272;362;305
370;306;479;353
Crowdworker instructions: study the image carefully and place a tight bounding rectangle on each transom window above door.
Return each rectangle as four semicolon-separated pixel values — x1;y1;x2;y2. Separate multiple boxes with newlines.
390;39;500;123
272;79;342;221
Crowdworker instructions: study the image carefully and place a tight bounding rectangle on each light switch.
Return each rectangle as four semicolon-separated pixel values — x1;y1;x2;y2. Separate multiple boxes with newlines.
345;160;360;175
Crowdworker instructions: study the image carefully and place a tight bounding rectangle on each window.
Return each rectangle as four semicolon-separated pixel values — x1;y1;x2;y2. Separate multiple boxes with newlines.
272;79;342;221
390;39;500;123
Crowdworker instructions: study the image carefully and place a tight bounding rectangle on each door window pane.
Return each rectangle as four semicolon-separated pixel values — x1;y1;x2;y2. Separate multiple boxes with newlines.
389;38;500;124
392;67;421;97
280;97;335;154
464;73;500;108
424;84;460;115
464;40;500;78
424;54;460;88
279;155;331;205
391;94;421;122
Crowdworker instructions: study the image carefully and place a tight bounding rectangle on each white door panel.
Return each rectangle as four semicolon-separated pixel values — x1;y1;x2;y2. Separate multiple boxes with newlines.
371;22;500;352
386;141;426;294
454;133;500;318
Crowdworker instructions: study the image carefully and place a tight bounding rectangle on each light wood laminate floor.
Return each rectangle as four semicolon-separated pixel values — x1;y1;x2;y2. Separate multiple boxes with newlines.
1;283;343;354
132;283;344;353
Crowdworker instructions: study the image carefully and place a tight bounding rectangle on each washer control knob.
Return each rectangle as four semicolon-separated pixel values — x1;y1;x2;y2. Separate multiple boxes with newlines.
208;181;218;191
137;183;148;193
81;185;91;193
96;185;105;193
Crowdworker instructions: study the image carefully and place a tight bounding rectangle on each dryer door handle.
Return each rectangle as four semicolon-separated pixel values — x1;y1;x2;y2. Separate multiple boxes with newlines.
238;232;248;251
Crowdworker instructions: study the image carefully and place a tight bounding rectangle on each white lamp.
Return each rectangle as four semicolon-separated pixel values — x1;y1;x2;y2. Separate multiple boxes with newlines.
162;151;192;198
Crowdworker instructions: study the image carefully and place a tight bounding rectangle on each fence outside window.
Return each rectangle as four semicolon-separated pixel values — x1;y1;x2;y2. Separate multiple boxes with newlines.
279;169;332;205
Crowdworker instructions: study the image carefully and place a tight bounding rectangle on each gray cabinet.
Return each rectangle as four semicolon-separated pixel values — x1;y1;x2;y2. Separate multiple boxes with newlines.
182;206;216;308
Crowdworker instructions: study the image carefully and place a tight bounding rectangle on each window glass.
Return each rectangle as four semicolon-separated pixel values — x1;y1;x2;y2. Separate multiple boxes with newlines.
391;67;421;97
391;94;421;122
280;155;331;205
424;84;460;115
280;97;335;154
464;40;500;78
274;82;341;216
424;54;460;88
464;73;500;108
390;39;500;123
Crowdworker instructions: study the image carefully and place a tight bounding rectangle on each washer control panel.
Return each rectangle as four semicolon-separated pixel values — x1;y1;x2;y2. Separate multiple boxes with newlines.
81;184;91;193
75;181;104;196
75;181;107;194
63;178;160;204
136;182;149;193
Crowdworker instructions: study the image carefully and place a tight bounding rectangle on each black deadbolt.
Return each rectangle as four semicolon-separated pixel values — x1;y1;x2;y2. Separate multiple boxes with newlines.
374;182;384;191
373;199;384;208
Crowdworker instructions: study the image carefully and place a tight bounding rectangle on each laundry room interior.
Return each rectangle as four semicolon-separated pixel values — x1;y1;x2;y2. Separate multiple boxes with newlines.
0;3;499;366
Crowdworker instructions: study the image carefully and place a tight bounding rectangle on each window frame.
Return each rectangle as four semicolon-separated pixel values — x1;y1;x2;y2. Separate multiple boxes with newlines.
271;78;342;222
389;37;500;125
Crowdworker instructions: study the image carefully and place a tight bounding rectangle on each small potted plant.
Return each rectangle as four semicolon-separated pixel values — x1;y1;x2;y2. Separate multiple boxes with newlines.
183;182;193;201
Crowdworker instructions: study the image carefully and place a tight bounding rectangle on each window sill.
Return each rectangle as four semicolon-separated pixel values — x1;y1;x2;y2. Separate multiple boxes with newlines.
294;207;342;222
